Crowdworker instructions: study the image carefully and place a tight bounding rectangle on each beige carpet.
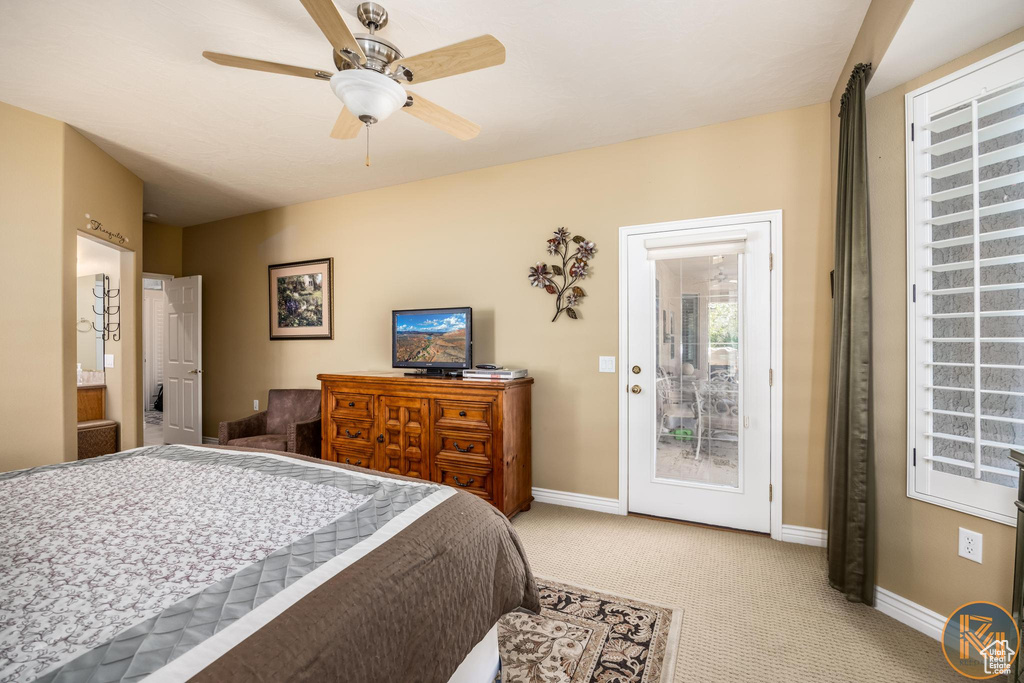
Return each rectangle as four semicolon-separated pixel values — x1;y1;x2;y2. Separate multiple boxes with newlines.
512;504;963;682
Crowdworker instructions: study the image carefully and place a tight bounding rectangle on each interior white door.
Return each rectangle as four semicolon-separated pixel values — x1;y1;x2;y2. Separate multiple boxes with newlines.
626;221;771;531
164;275;202;445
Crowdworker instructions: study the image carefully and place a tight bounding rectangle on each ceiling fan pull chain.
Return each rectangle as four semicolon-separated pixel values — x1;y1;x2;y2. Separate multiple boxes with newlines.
365;123;371;167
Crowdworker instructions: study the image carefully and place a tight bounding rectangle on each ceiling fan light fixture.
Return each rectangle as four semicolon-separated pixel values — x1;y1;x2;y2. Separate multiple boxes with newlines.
329;69;406;125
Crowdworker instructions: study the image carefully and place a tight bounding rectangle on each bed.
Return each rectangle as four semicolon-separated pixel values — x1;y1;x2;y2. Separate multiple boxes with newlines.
0;444;538;683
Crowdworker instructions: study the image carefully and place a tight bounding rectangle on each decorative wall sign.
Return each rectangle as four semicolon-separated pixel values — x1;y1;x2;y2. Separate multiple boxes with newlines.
84;214;129;245
527;227;597;322
268;258;334;340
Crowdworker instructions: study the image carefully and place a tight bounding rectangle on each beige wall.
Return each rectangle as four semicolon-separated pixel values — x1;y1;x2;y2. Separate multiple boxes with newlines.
143;221;182;277
0;101;143;472
183;102;834;527
867;27;1024;617
0;102;68;469
64;128;145;451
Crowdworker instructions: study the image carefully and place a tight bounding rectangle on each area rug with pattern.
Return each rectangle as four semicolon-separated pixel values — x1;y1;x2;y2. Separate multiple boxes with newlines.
498;579;682;683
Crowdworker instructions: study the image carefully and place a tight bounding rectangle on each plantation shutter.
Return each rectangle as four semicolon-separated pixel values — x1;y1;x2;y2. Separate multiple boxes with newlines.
908;44;1024;525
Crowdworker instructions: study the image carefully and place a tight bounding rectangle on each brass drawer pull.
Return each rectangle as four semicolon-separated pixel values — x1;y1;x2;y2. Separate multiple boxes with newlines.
453;442;475;453
348;401;355;407
452;475;475;488
344;429;362;439
459;410;467;417
345;457;362;466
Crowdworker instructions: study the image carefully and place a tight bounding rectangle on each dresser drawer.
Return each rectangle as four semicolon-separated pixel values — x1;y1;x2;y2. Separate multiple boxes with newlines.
435;461;493;502
329;391;374;419
329;417;374;447
434;399;492;431
331;445;374;469
435;430;492;468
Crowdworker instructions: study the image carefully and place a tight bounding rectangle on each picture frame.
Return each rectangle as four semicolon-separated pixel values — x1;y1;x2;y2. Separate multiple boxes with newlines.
268;258;333;340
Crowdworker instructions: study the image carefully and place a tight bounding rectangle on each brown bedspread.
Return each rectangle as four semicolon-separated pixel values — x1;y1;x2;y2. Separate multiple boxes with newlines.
190;446;539;683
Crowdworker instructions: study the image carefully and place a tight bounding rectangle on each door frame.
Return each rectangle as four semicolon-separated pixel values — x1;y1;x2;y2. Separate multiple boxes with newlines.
617;210;784;540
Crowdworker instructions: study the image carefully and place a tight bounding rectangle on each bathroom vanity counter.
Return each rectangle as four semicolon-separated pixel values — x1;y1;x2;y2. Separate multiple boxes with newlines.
77;384;106;422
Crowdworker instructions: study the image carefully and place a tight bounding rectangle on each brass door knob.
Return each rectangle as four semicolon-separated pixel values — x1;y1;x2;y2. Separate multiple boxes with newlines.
630;385;642;394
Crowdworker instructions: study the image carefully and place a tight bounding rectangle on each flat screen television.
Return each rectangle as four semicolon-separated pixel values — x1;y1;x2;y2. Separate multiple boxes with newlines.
392;307;473;374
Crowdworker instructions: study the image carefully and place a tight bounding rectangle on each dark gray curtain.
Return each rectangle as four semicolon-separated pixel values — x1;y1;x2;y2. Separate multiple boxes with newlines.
826;63;876;606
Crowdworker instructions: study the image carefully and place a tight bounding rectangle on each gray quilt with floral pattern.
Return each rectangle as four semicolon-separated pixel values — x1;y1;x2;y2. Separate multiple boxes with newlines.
0;445;441;683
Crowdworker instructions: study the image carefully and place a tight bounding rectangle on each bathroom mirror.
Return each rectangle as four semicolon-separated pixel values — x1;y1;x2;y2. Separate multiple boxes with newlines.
77;273;105;372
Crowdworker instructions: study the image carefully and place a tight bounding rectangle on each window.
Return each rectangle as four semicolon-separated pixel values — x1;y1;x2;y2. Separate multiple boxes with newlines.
907;42;1024;525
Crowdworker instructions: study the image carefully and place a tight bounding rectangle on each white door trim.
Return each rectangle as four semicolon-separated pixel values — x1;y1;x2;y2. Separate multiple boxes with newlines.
618;210;784;540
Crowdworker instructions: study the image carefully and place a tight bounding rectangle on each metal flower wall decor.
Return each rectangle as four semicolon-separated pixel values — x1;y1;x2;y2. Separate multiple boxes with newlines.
528;227;597;321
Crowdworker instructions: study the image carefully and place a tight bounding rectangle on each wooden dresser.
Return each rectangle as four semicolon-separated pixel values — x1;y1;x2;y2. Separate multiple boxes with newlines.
317;372;533;517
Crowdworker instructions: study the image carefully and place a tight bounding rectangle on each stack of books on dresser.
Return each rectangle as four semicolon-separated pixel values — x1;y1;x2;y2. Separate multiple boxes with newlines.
462;367;528;380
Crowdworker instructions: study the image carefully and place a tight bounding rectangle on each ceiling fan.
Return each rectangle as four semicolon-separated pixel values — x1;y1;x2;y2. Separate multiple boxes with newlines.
202;0;505;162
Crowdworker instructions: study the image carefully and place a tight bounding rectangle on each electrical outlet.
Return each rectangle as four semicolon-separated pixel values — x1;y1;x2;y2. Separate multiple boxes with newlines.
959;527;983;564
253;399;259;411
599;356;616;373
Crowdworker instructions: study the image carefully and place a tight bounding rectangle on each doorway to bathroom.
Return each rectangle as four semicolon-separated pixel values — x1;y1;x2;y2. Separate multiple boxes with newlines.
76;234;133;457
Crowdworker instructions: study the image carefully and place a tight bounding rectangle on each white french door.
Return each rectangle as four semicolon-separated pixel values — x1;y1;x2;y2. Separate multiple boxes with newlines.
624;219;773;532
164;276;202;445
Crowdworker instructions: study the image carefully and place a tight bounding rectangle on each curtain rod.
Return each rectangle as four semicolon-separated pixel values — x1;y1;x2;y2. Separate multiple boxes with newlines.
839;63;872;118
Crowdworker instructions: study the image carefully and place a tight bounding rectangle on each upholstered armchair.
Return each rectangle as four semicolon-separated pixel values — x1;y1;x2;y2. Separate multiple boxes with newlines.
218;389;321;457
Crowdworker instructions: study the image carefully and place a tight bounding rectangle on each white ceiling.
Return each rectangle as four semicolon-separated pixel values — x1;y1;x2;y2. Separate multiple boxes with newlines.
0;0;870;227
867;0;1024;98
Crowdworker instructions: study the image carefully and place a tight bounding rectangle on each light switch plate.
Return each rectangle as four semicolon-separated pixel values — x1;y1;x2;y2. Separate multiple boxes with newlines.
103;354;114;368
959;527;983;564
599;356;616;373
253;399;259;411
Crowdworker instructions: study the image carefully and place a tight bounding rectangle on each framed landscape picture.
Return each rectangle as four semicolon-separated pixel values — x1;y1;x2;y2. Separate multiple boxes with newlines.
268;258;333;340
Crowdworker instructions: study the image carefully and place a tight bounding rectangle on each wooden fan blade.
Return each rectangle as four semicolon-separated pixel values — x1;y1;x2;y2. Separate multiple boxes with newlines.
300;0;366;62
203;52;332;80
390;35;505;84
403;91;480;141
331;107;363;139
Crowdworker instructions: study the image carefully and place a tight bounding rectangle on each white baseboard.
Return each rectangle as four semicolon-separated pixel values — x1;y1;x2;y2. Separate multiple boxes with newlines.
777;525;943;641
874;586;945;641
202;436;218;445
531;487;622;515
781;524;828;547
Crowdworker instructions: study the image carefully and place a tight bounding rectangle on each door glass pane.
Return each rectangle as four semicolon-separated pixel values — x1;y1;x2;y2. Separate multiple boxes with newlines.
654;253;740;487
